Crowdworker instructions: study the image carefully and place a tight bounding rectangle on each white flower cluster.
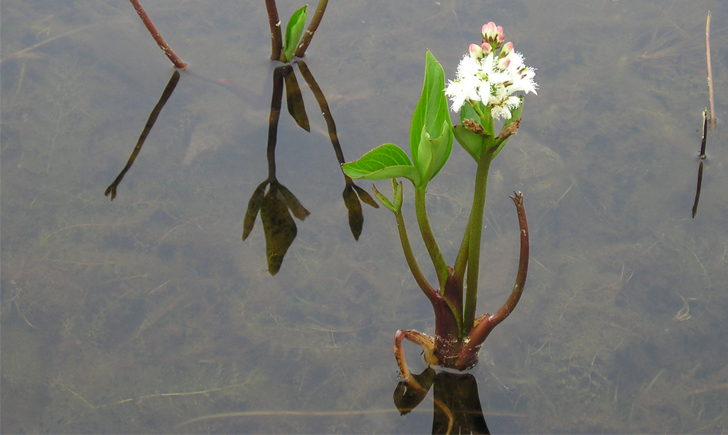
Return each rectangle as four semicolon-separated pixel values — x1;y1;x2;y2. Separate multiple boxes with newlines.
445;23;537;120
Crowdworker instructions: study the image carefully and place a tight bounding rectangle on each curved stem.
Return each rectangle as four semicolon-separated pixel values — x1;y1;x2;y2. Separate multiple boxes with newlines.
456;192;529;370
395;208;437;303
415;187;448;289
486;191;529;326
463;151;493;333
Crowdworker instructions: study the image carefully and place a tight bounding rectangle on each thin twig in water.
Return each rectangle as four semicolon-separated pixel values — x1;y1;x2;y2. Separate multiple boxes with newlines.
129;0;187;69
706;11;715;132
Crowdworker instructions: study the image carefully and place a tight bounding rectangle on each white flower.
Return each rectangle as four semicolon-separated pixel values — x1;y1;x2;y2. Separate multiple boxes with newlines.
445;41;537;120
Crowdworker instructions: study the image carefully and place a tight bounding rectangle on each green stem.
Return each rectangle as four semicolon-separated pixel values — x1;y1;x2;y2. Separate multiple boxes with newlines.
453;220;470;283
470;102;487;123
463;150;493;333
395;209;437;303
415;187;448;289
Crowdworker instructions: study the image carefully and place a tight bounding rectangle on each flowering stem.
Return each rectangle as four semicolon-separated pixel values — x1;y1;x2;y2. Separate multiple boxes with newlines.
453;220;470;283
469;101;488;124
415;187;448;290
463;149;494;333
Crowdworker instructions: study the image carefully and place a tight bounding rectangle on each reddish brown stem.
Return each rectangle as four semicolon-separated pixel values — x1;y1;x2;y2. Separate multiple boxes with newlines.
456;191;529;370
129;0;187;69
394;329;434;382
264;0;284;60
489;191;529;325
293;0;328;59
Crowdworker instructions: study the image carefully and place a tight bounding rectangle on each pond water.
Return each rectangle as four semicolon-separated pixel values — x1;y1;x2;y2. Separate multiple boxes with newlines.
2;0;727;433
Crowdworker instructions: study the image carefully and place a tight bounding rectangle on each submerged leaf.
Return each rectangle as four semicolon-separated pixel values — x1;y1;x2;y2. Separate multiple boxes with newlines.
343;184;364;240
284;67;310;132
278;183;310;221
352;183;379;208
393;367;436;415
260;187;298;275
242;181;269;240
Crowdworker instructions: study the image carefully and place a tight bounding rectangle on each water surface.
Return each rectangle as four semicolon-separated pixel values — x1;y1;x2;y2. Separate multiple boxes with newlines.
2;0;727;433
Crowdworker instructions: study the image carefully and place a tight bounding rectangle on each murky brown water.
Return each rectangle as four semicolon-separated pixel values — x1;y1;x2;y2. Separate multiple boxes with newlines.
2;0;727;433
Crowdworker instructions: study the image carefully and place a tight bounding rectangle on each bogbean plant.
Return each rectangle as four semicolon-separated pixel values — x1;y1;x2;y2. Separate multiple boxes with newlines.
342;23;538;381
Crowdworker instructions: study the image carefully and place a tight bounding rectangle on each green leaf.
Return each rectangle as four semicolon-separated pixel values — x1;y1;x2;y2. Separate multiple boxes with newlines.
459;102;480;125
283;5;308;62
371;184;395;212
430;120;452;179
413;127;433;186
372;180;403;214
341;144;420;185
453;125;485;161
410;50;452;182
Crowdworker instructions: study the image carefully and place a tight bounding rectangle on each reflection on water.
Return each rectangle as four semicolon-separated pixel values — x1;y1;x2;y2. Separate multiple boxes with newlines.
2;0;727;433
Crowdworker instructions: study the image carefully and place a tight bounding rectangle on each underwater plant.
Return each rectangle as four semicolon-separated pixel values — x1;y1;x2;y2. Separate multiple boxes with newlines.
342;22;537;381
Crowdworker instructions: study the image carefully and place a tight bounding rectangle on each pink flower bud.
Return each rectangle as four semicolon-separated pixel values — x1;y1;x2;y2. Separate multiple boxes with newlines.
481;43;492;54
469;43;483;59
481;22;499;40
500;41;514;58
